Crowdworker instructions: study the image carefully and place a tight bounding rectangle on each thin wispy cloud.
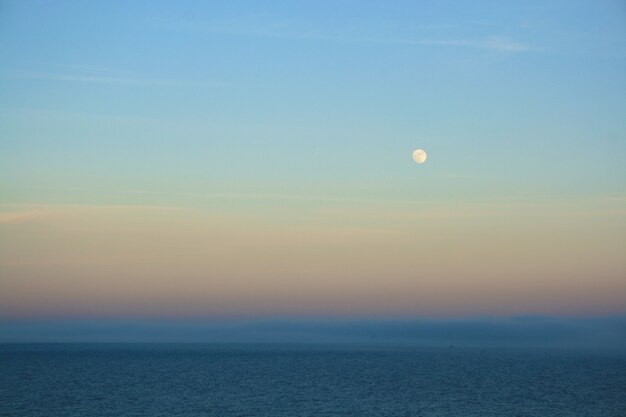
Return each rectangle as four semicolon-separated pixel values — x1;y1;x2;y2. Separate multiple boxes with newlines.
0;210;48;225
170;16;533;53
12;70;225;87
0;204;187;226
413;36;531;52
0;203;186;212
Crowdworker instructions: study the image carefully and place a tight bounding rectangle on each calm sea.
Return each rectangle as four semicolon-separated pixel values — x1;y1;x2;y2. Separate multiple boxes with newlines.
1;344;625;416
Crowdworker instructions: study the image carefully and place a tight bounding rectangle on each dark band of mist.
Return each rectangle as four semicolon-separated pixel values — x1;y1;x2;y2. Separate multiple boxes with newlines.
1;316;625;351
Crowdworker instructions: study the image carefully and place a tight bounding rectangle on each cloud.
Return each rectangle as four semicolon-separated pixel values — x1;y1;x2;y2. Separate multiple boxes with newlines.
0;204;185;225
13;70;224;87
0;210;48;225
172;16;532;53
414;36;531;52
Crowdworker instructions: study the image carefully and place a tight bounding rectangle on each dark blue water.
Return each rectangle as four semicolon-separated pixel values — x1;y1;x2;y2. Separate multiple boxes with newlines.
1;344;625;416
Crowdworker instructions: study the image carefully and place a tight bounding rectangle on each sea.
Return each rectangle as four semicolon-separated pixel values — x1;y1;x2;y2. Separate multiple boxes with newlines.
1;344;625;417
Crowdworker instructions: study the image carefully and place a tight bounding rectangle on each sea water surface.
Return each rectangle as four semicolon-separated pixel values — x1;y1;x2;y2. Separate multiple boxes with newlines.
1;344;625;417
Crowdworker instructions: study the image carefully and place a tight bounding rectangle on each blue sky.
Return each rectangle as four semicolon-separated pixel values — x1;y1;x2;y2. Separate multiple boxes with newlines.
2;0;624;200
0;1;625;323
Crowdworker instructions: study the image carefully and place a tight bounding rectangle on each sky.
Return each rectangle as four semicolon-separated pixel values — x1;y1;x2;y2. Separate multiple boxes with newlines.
1;1;625;329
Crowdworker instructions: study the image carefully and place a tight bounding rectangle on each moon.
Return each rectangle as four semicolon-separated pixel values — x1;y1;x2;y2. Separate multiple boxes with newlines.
412;149;427;164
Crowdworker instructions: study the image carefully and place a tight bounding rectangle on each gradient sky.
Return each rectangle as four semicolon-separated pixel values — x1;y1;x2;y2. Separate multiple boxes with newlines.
1;0;625;320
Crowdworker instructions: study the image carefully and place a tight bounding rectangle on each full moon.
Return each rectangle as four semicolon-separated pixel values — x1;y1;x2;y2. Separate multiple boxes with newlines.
412;149;427;164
